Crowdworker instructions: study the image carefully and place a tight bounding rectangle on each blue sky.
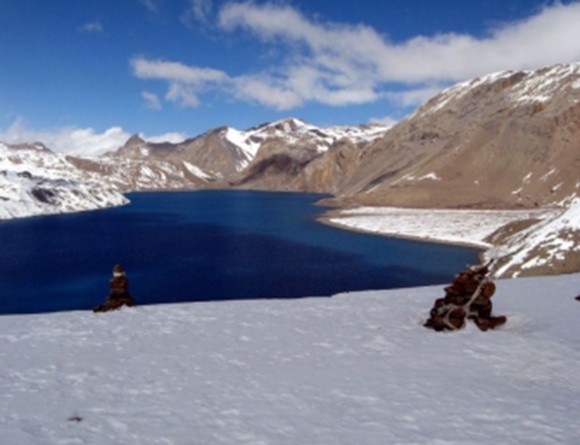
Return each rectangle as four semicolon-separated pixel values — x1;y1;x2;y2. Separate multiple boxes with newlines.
1;0;580;154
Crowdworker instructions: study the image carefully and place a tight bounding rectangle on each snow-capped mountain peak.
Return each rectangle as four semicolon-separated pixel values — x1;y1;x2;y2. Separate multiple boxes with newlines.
222;118;391;167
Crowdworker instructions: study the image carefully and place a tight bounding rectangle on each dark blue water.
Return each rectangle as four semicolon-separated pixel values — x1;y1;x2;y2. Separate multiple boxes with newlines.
0;191;479;314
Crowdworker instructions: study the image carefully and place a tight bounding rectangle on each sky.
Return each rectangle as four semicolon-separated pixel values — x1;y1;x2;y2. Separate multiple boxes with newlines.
1;0;580;155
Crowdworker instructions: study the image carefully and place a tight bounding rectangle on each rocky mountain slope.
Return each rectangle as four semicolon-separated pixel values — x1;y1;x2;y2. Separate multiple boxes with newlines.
330;63;580;209
0;142;127;220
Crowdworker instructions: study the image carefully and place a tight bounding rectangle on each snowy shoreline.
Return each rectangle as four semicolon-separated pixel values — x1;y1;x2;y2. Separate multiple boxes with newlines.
320;206;558;250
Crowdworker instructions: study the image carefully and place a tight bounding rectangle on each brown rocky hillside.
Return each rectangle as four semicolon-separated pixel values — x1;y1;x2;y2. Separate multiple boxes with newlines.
324;64;580;209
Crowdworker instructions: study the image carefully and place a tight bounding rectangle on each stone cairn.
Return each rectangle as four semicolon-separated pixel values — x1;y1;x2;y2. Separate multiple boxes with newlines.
93;264;136;313
424;262;507;332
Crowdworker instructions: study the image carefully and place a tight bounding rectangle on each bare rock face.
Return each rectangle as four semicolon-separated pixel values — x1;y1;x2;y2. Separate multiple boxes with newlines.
297;139;361;193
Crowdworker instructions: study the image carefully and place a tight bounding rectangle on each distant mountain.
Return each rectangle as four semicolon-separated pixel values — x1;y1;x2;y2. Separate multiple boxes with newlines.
230;118;389;191
61;118;389;193
0;142;127;219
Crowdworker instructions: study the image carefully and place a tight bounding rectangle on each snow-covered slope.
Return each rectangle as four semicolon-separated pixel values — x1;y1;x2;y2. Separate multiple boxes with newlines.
0;143;127;220
1;274;579;444
485;197;580;277
67;154;218;192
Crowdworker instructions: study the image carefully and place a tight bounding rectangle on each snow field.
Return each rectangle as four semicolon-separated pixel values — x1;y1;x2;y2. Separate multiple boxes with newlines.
1;274;579;444
329;206;556;248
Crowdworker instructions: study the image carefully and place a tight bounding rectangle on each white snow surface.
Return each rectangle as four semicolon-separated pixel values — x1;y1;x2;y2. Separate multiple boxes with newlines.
1;274;579;444
329;206;557;249
182;161;215;181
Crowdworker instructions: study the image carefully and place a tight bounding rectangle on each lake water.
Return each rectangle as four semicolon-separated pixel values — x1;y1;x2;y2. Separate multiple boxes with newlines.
0;191;479;314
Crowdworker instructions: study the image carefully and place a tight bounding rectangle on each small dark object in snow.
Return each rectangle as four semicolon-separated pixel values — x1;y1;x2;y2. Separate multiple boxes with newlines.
575;295;580;301
93;264;136;313
424;262;507;332
68;416;83;422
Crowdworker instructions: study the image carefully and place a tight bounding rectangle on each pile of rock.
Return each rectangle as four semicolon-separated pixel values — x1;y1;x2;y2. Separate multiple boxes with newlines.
93;264;136;313
424;263;507;332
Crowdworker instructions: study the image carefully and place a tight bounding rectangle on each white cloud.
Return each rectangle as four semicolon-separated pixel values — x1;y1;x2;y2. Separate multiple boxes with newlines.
131;57;227;84
79;19;103;34
182;0;213;27
142;91;163;110
218;1;580;83
165;83;201;108
0;118;187;156
231;75;302;110
131;58;229;108
133;1;580;111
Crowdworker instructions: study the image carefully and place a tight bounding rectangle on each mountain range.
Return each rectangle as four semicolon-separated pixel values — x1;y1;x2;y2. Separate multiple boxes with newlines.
1;62;578;277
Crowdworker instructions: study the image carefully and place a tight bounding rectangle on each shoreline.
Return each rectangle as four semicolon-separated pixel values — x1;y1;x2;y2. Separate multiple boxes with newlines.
317;213;489;251
316;205;562;275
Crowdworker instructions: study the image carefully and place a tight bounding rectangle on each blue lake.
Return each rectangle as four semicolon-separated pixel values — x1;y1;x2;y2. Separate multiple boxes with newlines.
0;191;479;314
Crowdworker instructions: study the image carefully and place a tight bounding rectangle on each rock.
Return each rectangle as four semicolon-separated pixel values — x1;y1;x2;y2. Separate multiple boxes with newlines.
93;264;136;313
424;262;507;332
